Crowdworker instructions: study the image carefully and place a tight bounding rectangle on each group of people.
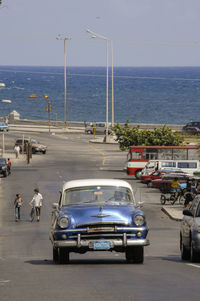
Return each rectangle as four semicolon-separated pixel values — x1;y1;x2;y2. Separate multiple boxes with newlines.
171;177;200;207
14;188;43;222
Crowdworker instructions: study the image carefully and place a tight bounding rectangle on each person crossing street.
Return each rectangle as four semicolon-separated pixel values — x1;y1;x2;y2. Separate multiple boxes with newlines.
29;188;43;222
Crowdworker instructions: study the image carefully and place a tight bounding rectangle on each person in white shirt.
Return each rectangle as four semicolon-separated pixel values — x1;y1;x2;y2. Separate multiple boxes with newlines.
29;188;43;222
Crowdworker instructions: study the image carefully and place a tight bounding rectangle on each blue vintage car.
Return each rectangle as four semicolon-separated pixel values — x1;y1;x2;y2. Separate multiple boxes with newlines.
49;179;150;264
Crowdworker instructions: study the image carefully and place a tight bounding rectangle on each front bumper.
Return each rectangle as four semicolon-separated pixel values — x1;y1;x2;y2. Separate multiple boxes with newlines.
51;233;150;249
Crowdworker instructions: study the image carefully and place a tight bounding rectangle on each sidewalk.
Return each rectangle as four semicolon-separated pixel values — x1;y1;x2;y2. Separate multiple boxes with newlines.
9;123;84;134
161;205;183;221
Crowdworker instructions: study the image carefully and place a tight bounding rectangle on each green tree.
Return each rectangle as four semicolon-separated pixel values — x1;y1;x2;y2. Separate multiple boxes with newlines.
111;121;184;151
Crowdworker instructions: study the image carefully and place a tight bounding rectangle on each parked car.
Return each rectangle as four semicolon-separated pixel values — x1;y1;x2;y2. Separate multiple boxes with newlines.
0;158;10;177
182;121;200;131
0;122;9;132
141;168;187;187
15;138;47;154
151;173;189;192
180;195;200;262
85;122;112;135
182;127;200;135
49;179;150;264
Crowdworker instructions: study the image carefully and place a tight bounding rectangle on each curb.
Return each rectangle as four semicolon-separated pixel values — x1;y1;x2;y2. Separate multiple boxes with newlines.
161;206;183;221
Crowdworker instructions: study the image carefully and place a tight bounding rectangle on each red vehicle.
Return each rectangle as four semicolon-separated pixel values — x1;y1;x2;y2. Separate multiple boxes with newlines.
151;173;188;192
126;145;199;179
141;169;185;186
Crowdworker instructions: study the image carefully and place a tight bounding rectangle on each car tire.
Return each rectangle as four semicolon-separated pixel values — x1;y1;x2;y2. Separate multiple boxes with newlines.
160;194;166;205
135;170;142;180
58;248;70;264
53;247;59;263
147;182;152;188
3;170;7;177
125;246;144;264
190;241;200;262
180;235;190;260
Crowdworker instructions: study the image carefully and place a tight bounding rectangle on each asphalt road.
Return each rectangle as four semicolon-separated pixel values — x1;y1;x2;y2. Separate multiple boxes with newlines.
0;131;200;301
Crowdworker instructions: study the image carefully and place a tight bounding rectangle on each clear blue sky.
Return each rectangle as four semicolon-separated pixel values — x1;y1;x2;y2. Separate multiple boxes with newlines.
1;0;200;66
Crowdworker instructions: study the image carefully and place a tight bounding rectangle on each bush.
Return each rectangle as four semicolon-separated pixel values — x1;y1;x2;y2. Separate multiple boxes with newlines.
111;121;184;151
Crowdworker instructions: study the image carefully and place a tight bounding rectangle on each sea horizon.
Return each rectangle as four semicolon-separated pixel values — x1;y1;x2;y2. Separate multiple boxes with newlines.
0;65;200;125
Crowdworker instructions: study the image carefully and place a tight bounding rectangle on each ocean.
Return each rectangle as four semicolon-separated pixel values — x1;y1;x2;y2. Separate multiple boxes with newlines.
0;65;200;125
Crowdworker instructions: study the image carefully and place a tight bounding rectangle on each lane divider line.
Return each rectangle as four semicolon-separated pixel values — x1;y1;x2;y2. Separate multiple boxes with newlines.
89;145;106;166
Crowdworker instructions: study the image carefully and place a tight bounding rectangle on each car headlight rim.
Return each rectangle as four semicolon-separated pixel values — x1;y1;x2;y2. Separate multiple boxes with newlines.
134;214;145;226
58;216;70;229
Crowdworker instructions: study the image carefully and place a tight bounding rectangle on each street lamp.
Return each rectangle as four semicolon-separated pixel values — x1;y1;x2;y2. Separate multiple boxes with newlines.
56;35;72;128
0;98;11;156
86;29;115;139
29;94;52;133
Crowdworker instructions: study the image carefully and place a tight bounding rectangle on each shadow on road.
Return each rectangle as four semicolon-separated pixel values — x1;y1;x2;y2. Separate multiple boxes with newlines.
25;258;128;265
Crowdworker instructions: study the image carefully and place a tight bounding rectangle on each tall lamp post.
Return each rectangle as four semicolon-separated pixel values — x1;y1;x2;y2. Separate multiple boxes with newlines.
0;98;12;156
56;35;72;128
86;29;115;139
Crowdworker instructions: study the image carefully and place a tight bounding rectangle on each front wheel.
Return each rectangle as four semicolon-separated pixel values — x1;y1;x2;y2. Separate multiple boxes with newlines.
58;248;70;264
53;247;59;263
135;170;142;180
191;241;200;262
125;246;144;264
3;170;7;177
180;235;190;260
160;194;166;205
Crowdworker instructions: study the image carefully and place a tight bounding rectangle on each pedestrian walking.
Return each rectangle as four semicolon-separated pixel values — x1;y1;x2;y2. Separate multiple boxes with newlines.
14;194;24;221
7;158;11;174
29;188;43;222
14;144;20;158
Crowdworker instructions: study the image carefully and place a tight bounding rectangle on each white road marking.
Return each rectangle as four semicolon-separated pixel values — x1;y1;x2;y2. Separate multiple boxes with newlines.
187;263;200;268
0;280;11;284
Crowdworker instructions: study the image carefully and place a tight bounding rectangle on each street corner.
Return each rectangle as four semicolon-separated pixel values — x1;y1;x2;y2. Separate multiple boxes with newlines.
161;205;183;221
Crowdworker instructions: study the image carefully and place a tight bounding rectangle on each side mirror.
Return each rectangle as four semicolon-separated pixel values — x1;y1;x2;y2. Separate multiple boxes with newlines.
183;209;193;217
52;203;59;210
137;201;144;208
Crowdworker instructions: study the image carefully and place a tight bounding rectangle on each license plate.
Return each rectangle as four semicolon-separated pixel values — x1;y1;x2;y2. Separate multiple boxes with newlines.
93;240;110;250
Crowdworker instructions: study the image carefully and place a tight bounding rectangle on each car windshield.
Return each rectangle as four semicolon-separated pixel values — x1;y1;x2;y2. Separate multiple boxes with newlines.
63;185;135;205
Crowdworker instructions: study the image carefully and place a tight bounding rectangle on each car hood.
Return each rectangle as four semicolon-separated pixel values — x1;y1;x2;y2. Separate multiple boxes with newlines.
32;143;47;148
59;203;142;227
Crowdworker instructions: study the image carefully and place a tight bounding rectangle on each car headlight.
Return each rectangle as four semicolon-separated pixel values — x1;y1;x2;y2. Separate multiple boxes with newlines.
2;166;6;170
134;214;145;226
58;217;70;229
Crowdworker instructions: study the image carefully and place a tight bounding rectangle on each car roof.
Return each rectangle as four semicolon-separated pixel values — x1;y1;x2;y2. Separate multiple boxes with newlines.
62;179;133;191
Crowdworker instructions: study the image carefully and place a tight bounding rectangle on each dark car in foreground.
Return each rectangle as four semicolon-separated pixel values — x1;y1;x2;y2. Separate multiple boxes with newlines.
15;138;47;154
49;179;149;264
180;195;200;262
0;158;10;177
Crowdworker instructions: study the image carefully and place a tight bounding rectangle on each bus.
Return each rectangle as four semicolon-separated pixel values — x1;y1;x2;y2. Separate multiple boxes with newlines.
126;145;200;179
